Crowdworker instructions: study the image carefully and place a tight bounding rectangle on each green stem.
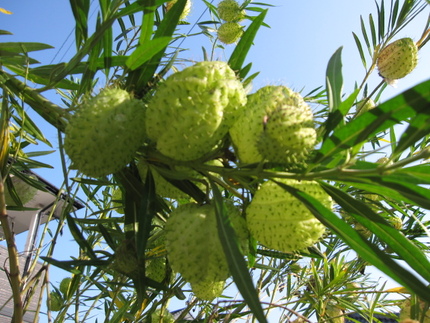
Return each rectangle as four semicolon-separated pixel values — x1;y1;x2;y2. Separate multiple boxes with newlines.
0;176;23;323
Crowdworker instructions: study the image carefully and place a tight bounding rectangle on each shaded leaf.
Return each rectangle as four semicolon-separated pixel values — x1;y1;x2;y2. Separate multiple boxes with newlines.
211;181;268;323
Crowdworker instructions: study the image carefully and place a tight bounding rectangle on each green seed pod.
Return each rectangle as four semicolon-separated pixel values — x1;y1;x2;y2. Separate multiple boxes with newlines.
190;279;226;301
377;37;418;82
217;22;244;44
112;240;139;275
230;85;311;165
217;0;245;22
64;88;147;178
165;202;248;286
257;106;317;165
59;277;72;295
146;61;247;161
246;179;332;252
48;291;63;312
151;308;175;323
399;298;430;323
355;99;375;116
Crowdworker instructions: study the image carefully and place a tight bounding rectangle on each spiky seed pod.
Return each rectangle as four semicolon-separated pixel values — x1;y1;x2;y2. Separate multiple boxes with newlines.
387;216;403;230
165;0;192;20
230;85;311;165
151;308;176;323
399;298;430;323
257;105;316;164
146;257;168;283
190;279;226;301
325;304;345;323
165;203;248;287
355;99;375;116
64;88;146;178
377;37;418;82
48;291;63;312
217;0;245;22
59;277;72;295
4;175;38;206
112;240;139;275
246;179;332;253
146;61;247;161
217;22;244;44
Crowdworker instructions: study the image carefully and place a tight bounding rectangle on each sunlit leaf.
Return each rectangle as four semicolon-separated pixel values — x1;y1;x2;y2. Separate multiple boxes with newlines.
314;79;430;164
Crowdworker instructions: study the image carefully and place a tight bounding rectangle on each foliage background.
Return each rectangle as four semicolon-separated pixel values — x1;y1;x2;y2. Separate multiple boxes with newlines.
1;0;430;322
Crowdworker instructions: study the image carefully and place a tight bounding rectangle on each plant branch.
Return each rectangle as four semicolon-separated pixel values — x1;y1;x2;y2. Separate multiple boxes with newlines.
0;175;23;323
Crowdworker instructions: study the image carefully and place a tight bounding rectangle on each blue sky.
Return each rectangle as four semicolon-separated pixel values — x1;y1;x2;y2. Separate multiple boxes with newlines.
1;0;430;321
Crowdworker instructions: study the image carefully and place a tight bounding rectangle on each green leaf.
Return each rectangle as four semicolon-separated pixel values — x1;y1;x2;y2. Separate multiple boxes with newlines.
126;37;171;70
369;13;377;48
125;0;187;94
40;257;108;272
393;108;430;157
211;181;268;323
0;42;53;54
352;32;367;68
228;9;267;72
322;182;430;284
314;79;430;164
65;212;98;260
397;164;430;183
321;89;359;141
360;15;372;55
274;180;430;302
325;47;343;112
69;0;90;49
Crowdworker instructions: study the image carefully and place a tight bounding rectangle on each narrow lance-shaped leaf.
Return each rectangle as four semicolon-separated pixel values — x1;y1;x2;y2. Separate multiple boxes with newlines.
65;212;98;260
393;106;430;158
369;13;377;47
325;46;343;112
125;0;187;95
376;0;385;44
273;180;430;303
352;32;367;68
126;37;171;71
211;181;269;323
360;15;372;55
314;79;430;164
229;10;267;73
321;182;430;285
